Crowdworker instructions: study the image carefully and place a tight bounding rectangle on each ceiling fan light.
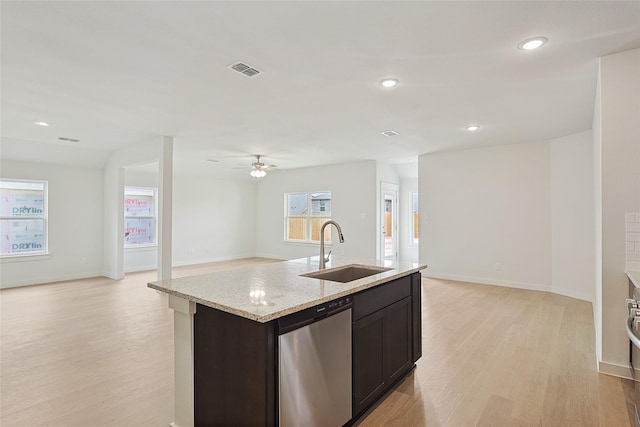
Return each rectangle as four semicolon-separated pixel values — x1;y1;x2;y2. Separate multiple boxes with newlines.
250;169;266;178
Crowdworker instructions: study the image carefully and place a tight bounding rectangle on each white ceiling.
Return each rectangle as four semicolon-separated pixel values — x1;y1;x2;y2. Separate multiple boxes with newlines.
2;1;639;178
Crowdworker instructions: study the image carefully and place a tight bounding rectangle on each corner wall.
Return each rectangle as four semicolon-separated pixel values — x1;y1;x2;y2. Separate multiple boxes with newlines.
598;48;640;377
103;138;173;280
255;161;377;260
550;131;595;302
123;165;258;273
419;142;553;291
419;131;595;302
172;173;257;266
0;160;104;288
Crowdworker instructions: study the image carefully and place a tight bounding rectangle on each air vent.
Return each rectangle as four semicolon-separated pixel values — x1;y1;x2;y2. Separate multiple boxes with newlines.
381;130;400;137
229;62;262;77
58;137;80;142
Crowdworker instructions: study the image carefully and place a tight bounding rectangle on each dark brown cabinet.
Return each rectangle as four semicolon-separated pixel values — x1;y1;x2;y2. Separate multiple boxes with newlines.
352;274;419;417
411;272;422;363
194;304;276;427
353;306;386;414
193;271;423;426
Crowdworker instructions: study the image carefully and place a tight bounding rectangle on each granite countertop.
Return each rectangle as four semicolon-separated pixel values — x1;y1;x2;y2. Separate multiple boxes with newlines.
148;257;427;323
628;271;640;288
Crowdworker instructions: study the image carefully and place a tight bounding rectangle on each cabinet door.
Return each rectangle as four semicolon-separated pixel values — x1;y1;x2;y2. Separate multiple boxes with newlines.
411;273;422;362
194;304;275;426
384;296;412;384
353;309;386;416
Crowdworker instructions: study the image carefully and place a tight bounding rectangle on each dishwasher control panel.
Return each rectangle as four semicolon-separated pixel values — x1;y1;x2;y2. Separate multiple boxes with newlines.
277;296;353;335
326;297;351;310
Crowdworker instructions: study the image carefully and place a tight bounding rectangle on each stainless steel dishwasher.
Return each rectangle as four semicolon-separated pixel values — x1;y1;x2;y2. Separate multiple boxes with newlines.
277;296;352;427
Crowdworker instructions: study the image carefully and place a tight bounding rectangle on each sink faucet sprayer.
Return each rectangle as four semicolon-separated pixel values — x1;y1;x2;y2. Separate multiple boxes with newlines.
319;220;344;269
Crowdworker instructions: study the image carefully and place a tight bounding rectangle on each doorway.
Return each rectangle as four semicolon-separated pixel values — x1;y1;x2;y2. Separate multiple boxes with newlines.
380;183;399;262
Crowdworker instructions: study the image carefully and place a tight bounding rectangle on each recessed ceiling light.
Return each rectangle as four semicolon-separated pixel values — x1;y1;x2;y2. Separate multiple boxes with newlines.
379;78;399;88
518;36;548;51
466;125;480;132
381;130;400;137
35;121;50;127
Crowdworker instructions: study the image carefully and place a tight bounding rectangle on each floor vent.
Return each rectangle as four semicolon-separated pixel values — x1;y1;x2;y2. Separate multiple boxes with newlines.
229;62;262;77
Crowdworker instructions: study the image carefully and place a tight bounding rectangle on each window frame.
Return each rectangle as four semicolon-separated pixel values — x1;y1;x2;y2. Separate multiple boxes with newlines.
284;191;332;244
124;186;158;249
0;178;48;258
410;191;419;246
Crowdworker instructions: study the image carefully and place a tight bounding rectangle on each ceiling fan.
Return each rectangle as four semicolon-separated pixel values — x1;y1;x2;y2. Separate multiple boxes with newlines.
243;154;277;178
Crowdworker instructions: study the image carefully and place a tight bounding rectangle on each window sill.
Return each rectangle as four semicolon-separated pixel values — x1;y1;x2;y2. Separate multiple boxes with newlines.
1;253;51;263
124;245;158;252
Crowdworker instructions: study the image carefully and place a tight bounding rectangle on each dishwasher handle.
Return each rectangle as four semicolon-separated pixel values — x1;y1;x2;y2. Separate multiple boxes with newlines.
277;297;352;335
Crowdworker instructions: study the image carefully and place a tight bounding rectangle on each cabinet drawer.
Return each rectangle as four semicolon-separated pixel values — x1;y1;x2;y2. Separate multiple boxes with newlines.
353;275;411;321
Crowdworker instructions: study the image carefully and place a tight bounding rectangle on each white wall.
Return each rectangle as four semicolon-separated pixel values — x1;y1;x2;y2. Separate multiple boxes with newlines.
419;142;553;291
0;159;104;288
399;177;418;263
419;134;596;302
255;161;378;260
598;48;640;377
124;167;257;272
172;173;257;266
550;130;595;301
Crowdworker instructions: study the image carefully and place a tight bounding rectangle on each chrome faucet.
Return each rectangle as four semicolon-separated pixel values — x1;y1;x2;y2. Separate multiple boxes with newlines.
319;220;344;269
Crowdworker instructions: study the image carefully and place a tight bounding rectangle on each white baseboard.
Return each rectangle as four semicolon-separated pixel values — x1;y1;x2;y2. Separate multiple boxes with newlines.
254;251;289;261
123;264;158;274
171;253;259;268
598;359;637;380
550;286;594;303
103;271;125;280
0;270;107;289
422;272;593;302
423;272;551;293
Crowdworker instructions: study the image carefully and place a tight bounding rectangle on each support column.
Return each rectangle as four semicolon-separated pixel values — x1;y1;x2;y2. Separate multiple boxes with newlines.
169;295;196;427
158;136;173;281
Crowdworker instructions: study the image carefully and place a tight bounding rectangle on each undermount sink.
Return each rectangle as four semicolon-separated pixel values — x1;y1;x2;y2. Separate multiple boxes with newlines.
301;264;392;283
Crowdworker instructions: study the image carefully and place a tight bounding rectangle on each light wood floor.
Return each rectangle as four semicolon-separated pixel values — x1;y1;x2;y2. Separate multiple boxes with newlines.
1;258;638;426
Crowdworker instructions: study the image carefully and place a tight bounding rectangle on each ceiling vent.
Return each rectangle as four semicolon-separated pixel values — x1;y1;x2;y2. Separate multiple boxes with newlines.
381;130;400;137
58;137;80;142
229;62;262;77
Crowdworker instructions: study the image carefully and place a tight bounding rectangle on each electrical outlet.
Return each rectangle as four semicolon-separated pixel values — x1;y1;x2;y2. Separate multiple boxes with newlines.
82;257;87;264
495;262;502;271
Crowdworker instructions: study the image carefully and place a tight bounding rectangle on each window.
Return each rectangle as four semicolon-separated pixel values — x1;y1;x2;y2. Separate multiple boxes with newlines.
411;192;419;244
285;192;332;243
0;179;47;257
124;187;157;248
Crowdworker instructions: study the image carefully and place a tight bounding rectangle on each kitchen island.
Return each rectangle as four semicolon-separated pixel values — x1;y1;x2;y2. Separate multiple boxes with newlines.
149;257;427;427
